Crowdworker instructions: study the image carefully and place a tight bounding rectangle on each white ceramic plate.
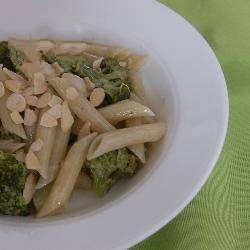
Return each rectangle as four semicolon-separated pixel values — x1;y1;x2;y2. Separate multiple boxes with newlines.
0;0;228;249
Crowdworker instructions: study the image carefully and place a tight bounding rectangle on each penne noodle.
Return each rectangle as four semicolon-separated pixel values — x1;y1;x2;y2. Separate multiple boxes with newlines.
0;93;27;139
0;140;25;153
36;126;71;189
23;173;37;204
75;171;91;190
49;78;115;133
35;108;57;179
78;121;91;140
72;118;84;135
98;100;155;125
87;123;166;160
125;118;146;163
127;55;148;70
36;132;97;218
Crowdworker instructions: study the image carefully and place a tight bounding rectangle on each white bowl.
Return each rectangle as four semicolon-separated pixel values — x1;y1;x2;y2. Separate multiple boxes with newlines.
0;0;228;249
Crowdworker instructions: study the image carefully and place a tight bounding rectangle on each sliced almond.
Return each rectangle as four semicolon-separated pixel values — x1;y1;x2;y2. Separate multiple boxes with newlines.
0;81;5;98
25;150;41;170
6;93;26;112
10;111;24;124
3;68;26;82
66;87;79;100
48;94;63;107
61;101;74;132
89;88;105;107
84;77;95;90
33;72;48;95
5;80;25;93
62;73;87;94
14;149;25;162
36;92;52;108
24;109;37;126
52;62;64;75
30;138;44;152
22;86;34;97
93;57;104;69
40;112;58;127
47;104;62;119
119;61;127;67
25;95;38;106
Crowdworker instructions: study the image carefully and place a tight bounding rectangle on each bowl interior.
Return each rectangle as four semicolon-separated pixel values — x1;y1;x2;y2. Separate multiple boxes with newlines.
0;20;178;223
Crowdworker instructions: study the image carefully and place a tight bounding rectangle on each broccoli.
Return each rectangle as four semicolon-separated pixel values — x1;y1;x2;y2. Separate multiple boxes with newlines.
0;151;29;215
43;54;131;104
85;148;139;196
0;41;16;71
8;46;25;70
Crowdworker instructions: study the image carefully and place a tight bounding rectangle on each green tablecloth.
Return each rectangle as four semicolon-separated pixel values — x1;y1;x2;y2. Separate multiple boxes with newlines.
134;1;250;249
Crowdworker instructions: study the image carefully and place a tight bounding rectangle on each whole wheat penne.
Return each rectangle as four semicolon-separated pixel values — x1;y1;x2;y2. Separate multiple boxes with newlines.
98;100;155;125
78;121;91;140
23;173;37;204
35;108;57;179
125;118;146;163
36;126;71;189
127;55;148;70
49;78;115;133
75;171;92;190
72;118;84;135
87;123;166;160
0;93;27;139
36;133;97;218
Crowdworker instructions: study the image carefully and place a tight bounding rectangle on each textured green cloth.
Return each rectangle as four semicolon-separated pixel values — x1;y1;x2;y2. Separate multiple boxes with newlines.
134;1;250;249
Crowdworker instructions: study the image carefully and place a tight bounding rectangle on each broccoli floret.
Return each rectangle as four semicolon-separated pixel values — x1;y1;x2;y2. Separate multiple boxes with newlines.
0;126;22;142
8;46;25;70
0;151;29;215
85;148;139;196
0;41;16;71
43;54;131;104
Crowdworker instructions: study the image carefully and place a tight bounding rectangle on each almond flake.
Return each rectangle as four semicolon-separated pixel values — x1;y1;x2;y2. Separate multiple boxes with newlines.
66;87;79;100
5;80;25;93
62;73;87;94
119;61;127;67
30;138;44;152
25;95;38;106
93;57;104;69
22;86;34;97
48;94;62;107
25;150;41;170
89;88;105;107
36;92;52;108
0;81;5;98
84;77;95;90
52;62;64;75
40;112;58;127
61;101;74;132
10;111;24;124
33;72;48;95
47;104;62;119
6;93;26;112
3;68;26;82
24;109;37;126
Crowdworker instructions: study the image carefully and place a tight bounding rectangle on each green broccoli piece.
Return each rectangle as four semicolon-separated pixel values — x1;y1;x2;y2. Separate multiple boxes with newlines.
43;54;131;104
0;41;16;71
0;126;22;142
85;148;139;196
0;151;29;215
8;46;25;70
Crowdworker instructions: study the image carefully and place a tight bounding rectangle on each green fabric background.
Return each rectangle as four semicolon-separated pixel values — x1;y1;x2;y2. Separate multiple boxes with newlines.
133;1;250;249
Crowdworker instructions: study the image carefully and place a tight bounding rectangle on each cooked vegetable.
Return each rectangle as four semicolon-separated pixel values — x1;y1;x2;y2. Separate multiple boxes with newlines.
0;126;22;142
0;151;29;215
8;46;25;70
0;42;15;71
85;148;138;196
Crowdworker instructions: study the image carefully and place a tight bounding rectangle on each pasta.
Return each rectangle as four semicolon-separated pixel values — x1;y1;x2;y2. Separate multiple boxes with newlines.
36;133;97;218
0;38;166;218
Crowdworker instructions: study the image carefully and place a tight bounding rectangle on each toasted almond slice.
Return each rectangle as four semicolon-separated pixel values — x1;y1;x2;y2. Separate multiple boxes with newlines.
25;95;38;106
10;111;24;124
119;61;127;67
93;57;104;69
22;86;34;97
0;81;5;98
52;62;64;75
66;87;79;100
84;77;95;90
33;72;48;95
62;73;87;94
30;138;44;152
48;94;63;107
89;88;105;107
36;92;52;108
24;109;37;126
3;68;26;82
25;150;41;170
40;112;58;127
14;149;25;162
6;93;26;112
5;80;25;93
61;101;74;132
47;104;62;119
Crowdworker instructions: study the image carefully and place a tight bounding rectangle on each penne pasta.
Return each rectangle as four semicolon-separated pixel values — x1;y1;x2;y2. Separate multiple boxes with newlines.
75;171;92;190
35;108;57;179
127;55;148;70
0;93;27;139
36;133;97;218
87;123;166;160
36;126;71;189
98;100;155;125
125;118;146;163
0;140;25;153
23;173;37;204
78;121;91;140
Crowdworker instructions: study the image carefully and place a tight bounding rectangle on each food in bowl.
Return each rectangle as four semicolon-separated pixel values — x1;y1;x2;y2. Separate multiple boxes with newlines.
0;38;166;217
